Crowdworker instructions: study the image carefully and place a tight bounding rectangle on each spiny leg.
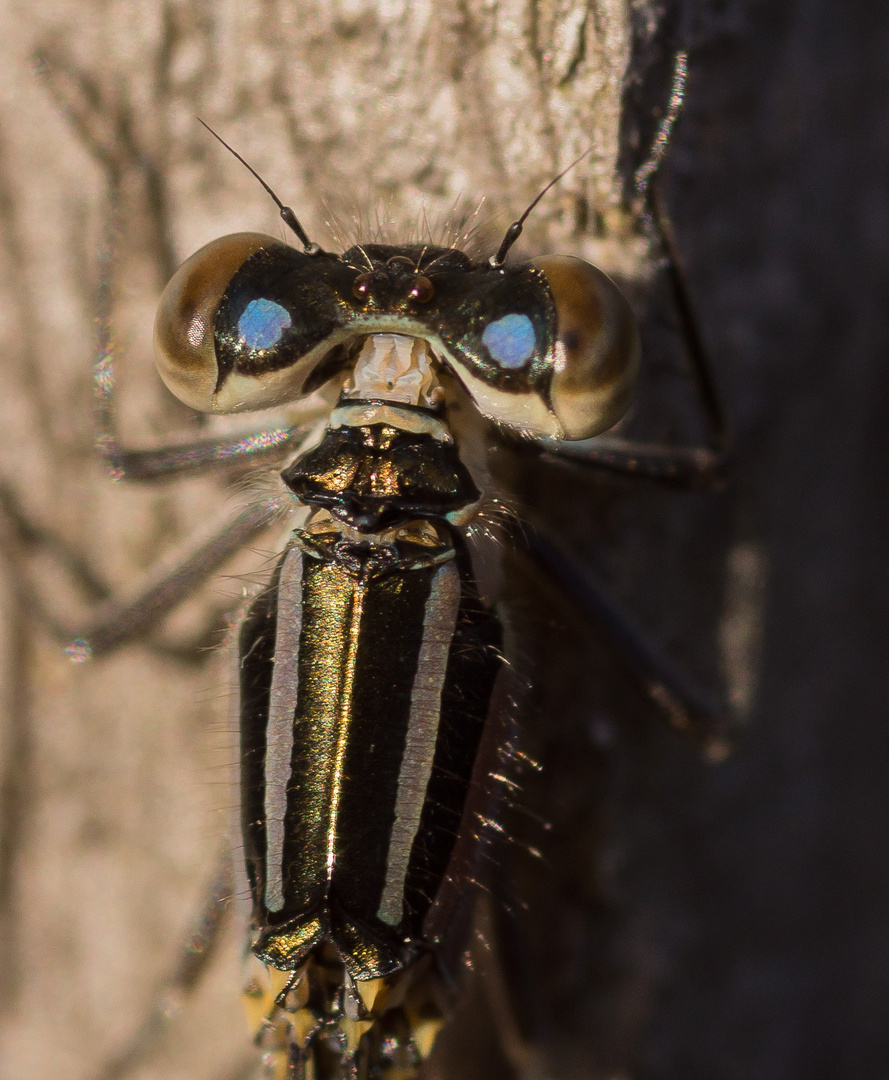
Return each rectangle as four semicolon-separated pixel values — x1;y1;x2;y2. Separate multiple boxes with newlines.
67;497;290;659
535;50;729;485
526;433;723;486
0;483;288;660
96;418;317;483
91;235;327;485
94;327;328;483
527;218;727;486
519;523;734;756
503;55;731;754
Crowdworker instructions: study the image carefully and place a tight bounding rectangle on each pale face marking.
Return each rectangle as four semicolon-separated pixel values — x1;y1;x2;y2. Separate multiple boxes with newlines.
345;333;440;407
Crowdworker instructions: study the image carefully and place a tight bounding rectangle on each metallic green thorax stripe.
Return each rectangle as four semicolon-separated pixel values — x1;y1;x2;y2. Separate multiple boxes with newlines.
280;549;439;910
278;554;358;913
241;528;503;979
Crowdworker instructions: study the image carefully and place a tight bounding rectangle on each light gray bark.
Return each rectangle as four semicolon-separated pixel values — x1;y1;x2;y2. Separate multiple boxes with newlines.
1;2;886;1080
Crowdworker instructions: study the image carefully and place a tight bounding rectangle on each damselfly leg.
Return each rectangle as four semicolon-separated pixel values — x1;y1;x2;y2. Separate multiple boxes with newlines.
0;33;734;1080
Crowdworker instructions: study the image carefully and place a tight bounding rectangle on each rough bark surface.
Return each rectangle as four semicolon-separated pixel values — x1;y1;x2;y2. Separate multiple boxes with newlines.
0;2;886;1080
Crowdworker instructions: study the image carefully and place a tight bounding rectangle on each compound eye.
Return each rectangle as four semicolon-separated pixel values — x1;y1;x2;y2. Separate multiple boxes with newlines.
155;233;353;414
532;255;640;439
154;233;283;412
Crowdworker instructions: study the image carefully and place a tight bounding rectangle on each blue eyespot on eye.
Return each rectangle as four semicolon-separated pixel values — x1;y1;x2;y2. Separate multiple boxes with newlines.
481;313;536;369
238;299;292;350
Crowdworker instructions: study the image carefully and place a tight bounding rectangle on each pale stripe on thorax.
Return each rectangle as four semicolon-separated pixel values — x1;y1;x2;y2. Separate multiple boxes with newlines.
377;560;461;925
263;546;304;912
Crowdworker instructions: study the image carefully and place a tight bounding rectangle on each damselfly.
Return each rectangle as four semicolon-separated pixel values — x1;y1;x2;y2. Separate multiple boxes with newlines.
0;44;728;1080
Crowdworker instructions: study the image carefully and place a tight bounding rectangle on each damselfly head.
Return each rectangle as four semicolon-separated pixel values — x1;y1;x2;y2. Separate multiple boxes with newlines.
154;233;638;441
155;128;639;442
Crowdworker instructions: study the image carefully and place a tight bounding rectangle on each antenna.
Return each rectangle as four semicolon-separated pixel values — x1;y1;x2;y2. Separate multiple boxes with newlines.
198;119;322;256
488;149;593;269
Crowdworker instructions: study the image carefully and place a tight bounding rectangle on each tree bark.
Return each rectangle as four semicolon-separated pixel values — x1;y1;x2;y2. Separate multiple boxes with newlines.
0;2;886;1079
